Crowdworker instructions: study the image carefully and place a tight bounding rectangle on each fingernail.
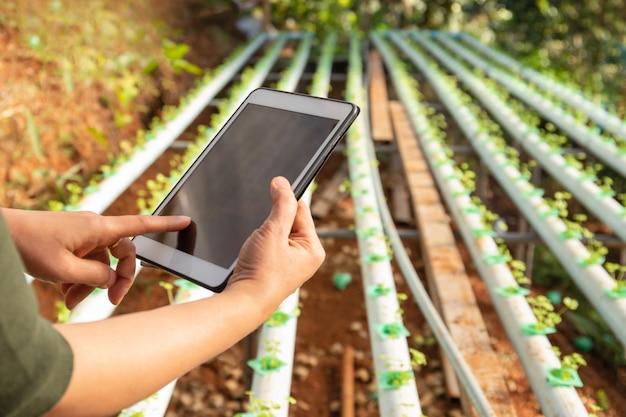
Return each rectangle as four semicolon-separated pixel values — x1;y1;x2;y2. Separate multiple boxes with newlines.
275;177;290;188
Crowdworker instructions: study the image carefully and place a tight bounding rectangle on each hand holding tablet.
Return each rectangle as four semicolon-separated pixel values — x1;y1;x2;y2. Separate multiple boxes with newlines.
133;88;359;291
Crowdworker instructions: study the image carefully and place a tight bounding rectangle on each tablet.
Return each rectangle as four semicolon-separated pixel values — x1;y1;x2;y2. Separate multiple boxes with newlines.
133;87;359;292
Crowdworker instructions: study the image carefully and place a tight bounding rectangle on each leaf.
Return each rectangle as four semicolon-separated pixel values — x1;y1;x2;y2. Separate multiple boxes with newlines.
87;127;109;149
143;57;159;74
563;297;579;311
114;112;133;128
162;40;190;60
172;59;202;75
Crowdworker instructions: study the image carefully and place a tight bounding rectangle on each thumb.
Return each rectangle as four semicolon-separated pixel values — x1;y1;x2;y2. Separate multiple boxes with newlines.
266;176;298;235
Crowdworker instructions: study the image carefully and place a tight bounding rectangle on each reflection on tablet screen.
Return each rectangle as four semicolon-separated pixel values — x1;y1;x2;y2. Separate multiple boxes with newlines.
145;103;339;269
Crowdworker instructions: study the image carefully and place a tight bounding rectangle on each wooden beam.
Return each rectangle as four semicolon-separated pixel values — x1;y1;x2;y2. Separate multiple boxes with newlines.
390;101;517;417
368;51;394;142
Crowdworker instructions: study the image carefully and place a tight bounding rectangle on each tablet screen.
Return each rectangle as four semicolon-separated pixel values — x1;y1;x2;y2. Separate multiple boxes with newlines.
144;103;339;269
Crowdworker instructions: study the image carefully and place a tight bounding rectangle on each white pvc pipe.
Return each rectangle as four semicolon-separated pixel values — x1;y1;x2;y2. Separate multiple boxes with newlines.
456;32;626;142
408;32;626;244
246;33;316;416
248;289;300;417
119;381;176;417
398;30;626;351
436;32;626;180
378;31;588;414
369;32;502;417
345;34;422;417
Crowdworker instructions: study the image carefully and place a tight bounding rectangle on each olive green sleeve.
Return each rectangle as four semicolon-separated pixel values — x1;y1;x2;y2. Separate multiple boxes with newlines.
0;212;73;417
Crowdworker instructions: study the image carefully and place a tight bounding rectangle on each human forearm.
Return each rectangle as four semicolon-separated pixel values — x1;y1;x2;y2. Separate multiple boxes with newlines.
41;177;324;416
47;282;277;417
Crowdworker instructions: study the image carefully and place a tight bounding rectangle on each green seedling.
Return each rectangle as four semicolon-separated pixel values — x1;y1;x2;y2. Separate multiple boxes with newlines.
378;353;415;390
606;262;626;287
579;239;608;266
617;192;626;211
525;295;578;334
368;283;391;297
409;347;427;367
162;39;202;75
237;393;296;417
559;351;587;371
375;322;410;340
414;334;437;347
257;356;284;372
265;310;292;327
379;370;414;390
394;293;407;321
458;162;476;191
597;176;617;198
508;259;531;285
546;347;587;387
604;262;626;298
594;389;611;413
247;345;286;375
159;281;175;305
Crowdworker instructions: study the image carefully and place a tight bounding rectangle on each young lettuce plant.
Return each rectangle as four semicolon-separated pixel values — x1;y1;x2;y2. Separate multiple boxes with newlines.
247;339;286;375
235;392;284;417
605;262;626;299
546;346;587;388
523;295;579;335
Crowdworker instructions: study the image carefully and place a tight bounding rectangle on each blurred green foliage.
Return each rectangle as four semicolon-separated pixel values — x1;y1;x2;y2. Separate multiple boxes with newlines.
266;0;625;112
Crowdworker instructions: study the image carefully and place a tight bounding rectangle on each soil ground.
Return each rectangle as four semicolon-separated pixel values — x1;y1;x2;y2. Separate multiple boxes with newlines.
2;4;626;417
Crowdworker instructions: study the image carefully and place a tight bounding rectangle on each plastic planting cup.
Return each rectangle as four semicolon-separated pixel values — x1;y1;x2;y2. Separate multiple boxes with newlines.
247;356;286;376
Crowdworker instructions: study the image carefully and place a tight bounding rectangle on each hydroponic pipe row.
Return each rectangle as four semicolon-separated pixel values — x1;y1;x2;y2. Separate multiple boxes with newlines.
455;32;626;142
344;33;423;417
309;33;337;98
399;31;626;349
370;32;498;417
377;31;590;415
121;32;313;417
244;33;317;417
407;32;626;245
432;32;626;179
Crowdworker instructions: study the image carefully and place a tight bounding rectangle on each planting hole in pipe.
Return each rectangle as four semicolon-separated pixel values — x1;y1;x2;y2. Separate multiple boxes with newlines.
375;323;411;340
606;287;626;300
379;370;415;390
265;310;293;327
247;355;286;376
495;286;531;298
520;322;557;336
545;367;584;388
367;284;392;298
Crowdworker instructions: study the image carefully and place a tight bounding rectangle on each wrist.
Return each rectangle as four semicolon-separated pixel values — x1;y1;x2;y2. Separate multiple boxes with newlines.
222;275;285;319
